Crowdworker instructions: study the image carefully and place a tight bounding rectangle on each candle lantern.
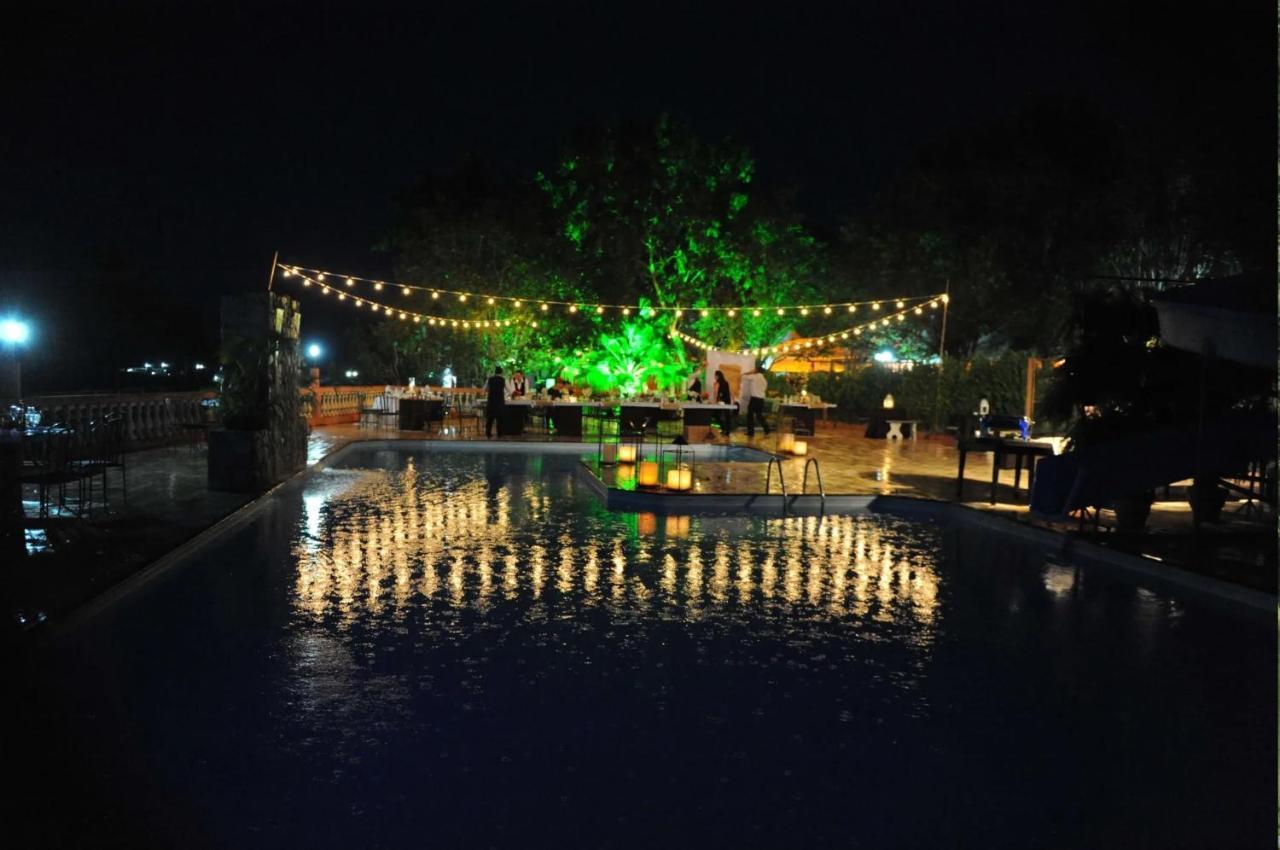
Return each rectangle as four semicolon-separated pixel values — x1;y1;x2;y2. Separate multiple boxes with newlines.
595;406;622;466
660;444;696;492
638;460;660;488
777;432;796;454
792;440;808;456
619;420;645;469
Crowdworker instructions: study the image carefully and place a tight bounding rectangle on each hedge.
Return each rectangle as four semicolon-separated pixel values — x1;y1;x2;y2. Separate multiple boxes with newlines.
798;354;1063;434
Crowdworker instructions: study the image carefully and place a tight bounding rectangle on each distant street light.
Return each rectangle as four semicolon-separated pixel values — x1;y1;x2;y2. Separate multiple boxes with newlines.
0;318;31;346
0;315;32;400
306;343;323;361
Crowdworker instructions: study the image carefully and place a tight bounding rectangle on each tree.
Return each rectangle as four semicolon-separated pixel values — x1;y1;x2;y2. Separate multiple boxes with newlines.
536;115;826;350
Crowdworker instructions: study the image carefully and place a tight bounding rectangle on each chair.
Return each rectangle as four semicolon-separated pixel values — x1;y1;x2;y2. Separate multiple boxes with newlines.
71;415;127;512
19;429;84;519
376;394;400;431
448;398;481;438
358;393;380;429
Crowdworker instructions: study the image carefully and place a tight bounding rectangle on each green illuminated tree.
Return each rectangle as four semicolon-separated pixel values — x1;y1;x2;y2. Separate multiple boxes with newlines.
536;116;826;351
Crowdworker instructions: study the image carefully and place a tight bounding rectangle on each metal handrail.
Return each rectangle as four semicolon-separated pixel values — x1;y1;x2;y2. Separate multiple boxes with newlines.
764;455;787;498
801;457;825;501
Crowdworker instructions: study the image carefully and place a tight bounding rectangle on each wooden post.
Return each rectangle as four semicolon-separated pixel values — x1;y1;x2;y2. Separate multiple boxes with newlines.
938;278;950;361
265;251;279;292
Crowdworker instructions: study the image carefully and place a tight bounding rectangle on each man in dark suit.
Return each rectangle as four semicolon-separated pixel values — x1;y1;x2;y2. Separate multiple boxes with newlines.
485;366;507;438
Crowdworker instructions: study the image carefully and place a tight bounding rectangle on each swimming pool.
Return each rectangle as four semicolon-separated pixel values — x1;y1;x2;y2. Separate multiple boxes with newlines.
20;444;1274;848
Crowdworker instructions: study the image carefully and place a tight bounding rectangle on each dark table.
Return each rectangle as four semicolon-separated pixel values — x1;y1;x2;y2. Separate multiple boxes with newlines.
957;436;1056;504
399;398;444;431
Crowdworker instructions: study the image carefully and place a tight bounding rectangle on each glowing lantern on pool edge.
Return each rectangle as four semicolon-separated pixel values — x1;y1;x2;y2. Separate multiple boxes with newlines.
618;444;637;464
666;464;693;491
638;460;660;487
778;433;796;453
792;440;808;456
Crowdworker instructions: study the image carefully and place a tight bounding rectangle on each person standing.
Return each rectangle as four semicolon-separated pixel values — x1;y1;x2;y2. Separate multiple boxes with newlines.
509;368;527;398
687;370;703;400
714;370;733;436
485;365;507;438
742;369;771;437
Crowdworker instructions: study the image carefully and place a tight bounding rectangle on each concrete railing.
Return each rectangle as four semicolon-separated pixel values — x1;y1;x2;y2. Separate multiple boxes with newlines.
301;385;485;425
29;385;489;439
29;390;218;447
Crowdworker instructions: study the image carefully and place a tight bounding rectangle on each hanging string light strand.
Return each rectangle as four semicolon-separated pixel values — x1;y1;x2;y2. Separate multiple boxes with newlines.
670;293;949;356
279;262;940;317
284;270;535;332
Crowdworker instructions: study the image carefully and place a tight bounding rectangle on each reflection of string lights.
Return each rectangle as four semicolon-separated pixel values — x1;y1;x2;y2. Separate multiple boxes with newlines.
290;468;940;627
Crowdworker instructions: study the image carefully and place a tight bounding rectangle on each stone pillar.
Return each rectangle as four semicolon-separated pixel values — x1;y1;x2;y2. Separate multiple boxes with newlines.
208;293;308;492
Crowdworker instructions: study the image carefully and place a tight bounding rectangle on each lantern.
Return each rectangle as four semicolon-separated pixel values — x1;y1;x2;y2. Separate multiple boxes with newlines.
792;440;808;456
638;460;660;487
666;465;693;491
595;406;621;466
618;443;638;463
777;432;796;453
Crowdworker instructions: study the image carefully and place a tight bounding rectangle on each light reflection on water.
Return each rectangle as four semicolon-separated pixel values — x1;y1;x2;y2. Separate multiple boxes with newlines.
289;458;943;634
35;446;1273;849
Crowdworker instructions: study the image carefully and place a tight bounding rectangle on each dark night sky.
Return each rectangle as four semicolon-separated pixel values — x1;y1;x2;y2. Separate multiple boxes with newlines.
1;0;1272;388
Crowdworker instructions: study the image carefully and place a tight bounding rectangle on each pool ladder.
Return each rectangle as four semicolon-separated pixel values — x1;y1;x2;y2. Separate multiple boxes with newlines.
764;455;788;501
801;457;826;504
765;456;825;514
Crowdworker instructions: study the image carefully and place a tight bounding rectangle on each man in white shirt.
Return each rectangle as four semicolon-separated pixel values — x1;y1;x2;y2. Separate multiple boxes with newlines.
740;369;771;437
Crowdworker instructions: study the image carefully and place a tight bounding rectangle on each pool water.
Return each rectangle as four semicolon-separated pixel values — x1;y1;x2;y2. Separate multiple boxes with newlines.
20;445;1274;848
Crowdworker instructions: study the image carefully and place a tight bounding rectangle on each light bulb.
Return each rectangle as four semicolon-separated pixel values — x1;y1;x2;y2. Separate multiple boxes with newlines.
374;282;383;291
487;297;495;305
431;291;439;299
345;277;354;287
403;287;411;296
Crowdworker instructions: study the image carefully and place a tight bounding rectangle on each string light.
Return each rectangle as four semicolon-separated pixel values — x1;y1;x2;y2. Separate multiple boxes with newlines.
284;265;947;342
281;263;942;315
670;296;944;355
403;287;411;296
284;270;526;334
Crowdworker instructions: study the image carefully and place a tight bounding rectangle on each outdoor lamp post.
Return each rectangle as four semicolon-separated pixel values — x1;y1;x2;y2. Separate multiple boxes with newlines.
0;316;32;401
